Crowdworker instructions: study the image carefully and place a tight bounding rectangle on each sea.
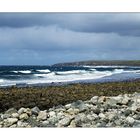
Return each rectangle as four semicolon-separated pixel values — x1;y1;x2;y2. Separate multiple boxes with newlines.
0;65;140;87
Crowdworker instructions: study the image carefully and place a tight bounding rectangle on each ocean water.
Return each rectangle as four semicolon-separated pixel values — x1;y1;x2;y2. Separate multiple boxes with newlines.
0;65;140;87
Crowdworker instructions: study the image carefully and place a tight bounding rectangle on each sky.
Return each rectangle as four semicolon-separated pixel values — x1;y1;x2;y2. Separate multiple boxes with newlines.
0;13;140;65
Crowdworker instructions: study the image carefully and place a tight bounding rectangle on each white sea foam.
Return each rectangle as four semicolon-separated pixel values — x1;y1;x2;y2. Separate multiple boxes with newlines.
19;70;31;74
56;70;86;75
36;69;51;73
0;79;4;83
113;69;125;74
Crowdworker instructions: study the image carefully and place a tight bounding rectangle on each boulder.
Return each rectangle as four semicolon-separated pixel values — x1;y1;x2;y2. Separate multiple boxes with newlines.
18;108;27;115
126;116;135;125
31;107;40;115
71;100;88;112
90;96;99;104
19;113;29;120
4;118;18;127
5;108;17;114
58;117;71;127
12;113;19;118
37;111;48;121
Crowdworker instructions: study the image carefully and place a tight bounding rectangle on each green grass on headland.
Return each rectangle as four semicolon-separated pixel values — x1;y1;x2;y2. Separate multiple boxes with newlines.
53;60;140;67
0;79;140;112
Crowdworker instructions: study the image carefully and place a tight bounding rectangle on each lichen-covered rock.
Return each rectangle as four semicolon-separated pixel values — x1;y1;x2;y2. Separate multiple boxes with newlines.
19;113;29;120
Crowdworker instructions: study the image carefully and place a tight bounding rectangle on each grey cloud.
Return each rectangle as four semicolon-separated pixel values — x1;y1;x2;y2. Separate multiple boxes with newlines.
0;13;140;36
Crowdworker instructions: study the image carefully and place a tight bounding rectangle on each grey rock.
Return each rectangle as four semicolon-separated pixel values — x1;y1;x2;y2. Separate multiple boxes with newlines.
90;96;99;104
68;120;76;128
48;116;59;125
58;117;71;127
71;100;88;112
18;107;27;115
91;106;100;115
126;116;135;125
98;113;106;119
123;109;132;116
17;121;29;127
31;107;40;115
67;108;79;115
49;111;56;117
37;111;48;121
41;120;50;127
121;96;130;105
1;114;11;120
19;113;29;120
4;118;18;127
5;108;17;114
11;113;19;118
65;104;71;109
10;124;17;128
106;112;117;121
74;113;87;126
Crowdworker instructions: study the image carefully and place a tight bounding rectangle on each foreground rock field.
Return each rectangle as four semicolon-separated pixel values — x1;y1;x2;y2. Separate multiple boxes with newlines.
1;92;140;128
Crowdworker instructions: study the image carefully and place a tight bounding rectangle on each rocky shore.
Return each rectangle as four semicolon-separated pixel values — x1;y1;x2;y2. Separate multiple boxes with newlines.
1;92;140;128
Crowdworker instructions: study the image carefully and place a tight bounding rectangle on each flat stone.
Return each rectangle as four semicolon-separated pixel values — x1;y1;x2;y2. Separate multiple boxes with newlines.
37;111;47;121
67;108;79;115
19;113;29;120
10;124;17;128
12;113;19;118
4;118;18;127
31;107;40;115
58;117;71;127
1;114;11;120
5;108;17;114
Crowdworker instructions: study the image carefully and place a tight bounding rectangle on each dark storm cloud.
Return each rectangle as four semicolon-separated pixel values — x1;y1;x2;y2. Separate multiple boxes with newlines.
0;13;140;36
0;13;140;65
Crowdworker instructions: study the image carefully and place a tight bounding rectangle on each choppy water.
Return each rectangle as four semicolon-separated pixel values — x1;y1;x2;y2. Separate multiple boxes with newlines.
0;65;140;87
